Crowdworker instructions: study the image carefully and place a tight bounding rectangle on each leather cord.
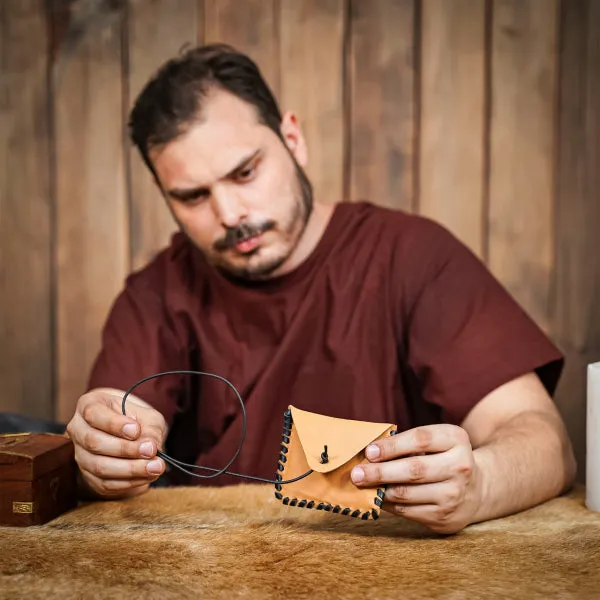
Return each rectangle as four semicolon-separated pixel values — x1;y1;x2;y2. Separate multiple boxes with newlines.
121;369;314;485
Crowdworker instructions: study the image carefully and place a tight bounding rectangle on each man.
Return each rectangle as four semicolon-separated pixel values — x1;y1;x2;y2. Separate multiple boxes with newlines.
66;44;576;534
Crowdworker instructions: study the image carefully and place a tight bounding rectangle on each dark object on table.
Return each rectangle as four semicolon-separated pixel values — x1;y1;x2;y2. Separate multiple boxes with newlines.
0;433;77;527
0;412;66;435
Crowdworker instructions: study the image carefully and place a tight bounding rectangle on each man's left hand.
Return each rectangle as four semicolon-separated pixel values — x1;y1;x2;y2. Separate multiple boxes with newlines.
350;425;482;534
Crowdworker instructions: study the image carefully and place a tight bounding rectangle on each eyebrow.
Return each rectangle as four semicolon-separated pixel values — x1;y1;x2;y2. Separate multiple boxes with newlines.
167;149;261;201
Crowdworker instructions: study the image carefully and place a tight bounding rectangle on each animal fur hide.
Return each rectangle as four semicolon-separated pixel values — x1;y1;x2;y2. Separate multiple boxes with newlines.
0;484;598;599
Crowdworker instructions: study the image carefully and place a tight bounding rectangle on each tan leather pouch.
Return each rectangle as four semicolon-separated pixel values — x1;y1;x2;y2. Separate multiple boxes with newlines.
274;406;397;520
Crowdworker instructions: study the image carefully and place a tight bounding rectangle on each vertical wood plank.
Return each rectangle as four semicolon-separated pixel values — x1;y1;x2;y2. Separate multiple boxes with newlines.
127;0;198;271
0;0;52;418
348;0;415;211
204;0;280;97
487;0;558;334
54;6;128;422
554;0;600;481
419;0;486;256
280;0;345;205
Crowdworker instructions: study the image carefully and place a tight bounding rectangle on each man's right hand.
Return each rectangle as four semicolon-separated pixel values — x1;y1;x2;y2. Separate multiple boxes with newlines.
66;388;168;500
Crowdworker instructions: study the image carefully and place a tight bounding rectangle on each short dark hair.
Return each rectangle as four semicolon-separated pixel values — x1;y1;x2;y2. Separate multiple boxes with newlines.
128;43;283;177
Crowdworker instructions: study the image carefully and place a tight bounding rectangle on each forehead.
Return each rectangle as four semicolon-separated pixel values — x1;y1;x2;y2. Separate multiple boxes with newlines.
151;88;272;185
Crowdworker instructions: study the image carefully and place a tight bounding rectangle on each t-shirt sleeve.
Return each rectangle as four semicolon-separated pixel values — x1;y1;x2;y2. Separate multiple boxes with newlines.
399;217;564;426
87;270;190;427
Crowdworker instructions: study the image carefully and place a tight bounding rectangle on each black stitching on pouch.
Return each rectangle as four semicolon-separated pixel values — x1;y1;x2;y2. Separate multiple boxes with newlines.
274;409;386;524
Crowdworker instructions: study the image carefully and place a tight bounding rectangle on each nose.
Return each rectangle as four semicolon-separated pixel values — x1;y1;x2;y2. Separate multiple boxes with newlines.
212;186;247;229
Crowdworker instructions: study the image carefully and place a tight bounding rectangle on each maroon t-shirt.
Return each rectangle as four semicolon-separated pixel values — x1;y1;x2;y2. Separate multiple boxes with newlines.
88;202;563;486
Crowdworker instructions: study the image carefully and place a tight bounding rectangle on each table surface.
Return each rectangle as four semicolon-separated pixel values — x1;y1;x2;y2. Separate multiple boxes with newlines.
0;483;598;599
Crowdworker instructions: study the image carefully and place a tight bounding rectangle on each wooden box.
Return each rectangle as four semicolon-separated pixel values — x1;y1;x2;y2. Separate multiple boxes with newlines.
0;432;78;527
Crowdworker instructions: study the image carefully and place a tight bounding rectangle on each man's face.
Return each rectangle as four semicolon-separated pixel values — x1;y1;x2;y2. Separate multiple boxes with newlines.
149;88;312;280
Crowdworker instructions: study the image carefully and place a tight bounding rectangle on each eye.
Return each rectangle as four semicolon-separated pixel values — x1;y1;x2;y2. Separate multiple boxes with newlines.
237;164;256;181
179;190;209;204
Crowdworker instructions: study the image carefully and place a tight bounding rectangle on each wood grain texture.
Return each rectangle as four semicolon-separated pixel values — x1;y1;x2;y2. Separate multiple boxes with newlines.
348;0;415;211
0;0;53;418
204;0;280;96
54;8;128;422
280;0;345;204
554;0;600;481
487;0;558;334
419;0;486;255
127;0;198;271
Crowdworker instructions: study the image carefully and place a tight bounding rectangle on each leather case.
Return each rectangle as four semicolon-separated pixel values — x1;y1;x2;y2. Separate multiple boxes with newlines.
274;406;397;520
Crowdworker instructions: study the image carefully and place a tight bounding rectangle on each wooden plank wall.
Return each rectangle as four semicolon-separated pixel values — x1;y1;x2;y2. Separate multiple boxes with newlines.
54;0;129;432
0;0;52;419
1;0;599;481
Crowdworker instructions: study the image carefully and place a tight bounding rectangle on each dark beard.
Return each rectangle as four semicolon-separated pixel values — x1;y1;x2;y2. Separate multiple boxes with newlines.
214;160;313;256
294;157;313;216
213;220;276;253
213;159;314;281
172;153;314;281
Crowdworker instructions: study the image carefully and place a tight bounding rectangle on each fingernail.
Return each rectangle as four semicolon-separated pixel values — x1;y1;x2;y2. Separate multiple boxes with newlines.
122;423;138;439
139;442;154;458
366;444;380;460
147;459;163;475
351;466;364;484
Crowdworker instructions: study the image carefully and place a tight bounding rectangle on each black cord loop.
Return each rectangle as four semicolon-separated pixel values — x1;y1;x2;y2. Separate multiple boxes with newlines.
121;370;313;485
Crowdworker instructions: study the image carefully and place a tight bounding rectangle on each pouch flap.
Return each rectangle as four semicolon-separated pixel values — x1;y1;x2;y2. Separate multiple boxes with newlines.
289;406;394;473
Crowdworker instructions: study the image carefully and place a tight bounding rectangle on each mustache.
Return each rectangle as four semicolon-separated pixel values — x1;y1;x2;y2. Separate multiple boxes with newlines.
213;220;276;252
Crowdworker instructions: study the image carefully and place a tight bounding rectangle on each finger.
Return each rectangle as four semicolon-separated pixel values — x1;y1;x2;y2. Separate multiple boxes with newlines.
384;481;463;506
366;425;470;462
81;470;153;498
78;393;141;440
141;422;167;451
69;413;159;459
351;447;464;487
75;446;165;480
381;501;443;523
381;501;461;533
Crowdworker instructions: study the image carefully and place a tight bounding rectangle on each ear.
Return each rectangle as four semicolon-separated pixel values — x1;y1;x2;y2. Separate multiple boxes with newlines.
280;111;308;167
